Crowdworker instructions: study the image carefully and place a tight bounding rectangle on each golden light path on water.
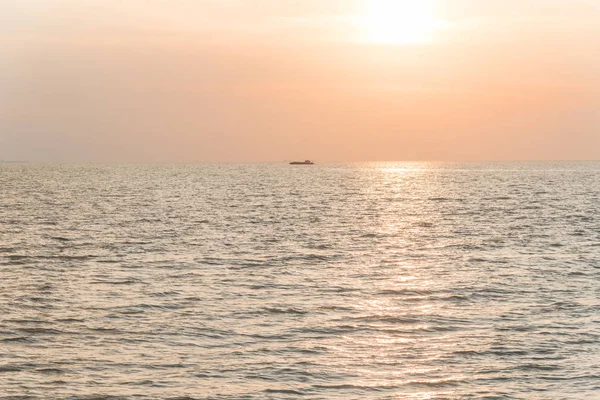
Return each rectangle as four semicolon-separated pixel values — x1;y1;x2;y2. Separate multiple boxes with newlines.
325;164;462;398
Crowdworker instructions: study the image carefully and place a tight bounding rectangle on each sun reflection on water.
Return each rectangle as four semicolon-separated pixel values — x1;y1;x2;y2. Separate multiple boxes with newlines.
323;162;468;397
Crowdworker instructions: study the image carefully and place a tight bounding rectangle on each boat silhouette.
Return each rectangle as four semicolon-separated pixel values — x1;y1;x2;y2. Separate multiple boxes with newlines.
289;160;315;165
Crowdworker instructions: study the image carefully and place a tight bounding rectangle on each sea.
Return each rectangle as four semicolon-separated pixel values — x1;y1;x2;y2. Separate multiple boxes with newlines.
1;162;599;399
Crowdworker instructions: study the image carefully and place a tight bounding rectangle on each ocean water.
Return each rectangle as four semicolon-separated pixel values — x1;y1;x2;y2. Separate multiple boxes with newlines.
1;162;599;399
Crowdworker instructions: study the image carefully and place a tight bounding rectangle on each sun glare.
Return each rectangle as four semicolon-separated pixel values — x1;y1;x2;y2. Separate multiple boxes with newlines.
362;0;440;44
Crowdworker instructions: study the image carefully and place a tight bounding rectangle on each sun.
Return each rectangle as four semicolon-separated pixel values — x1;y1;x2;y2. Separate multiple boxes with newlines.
361;0;440;44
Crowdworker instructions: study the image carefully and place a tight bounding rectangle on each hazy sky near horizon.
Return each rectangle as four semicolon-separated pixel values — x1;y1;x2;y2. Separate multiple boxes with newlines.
1;0;599;162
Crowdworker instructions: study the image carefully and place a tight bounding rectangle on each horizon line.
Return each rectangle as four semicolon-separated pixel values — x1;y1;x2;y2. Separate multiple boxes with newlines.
2;159;600;165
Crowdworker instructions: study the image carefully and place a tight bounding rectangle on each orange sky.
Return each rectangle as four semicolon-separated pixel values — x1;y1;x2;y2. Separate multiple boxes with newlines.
1;0;599;162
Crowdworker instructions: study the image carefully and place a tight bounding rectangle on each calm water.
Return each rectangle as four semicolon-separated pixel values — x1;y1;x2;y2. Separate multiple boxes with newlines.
1;162;599;399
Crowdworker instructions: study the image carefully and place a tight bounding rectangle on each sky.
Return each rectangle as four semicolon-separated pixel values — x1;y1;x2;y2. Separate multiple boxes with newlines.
1;0;599;162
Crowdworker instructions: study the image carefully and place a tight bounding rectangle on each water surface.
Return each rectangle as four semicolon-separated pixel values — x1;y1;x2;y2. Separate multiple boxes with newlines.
1;162;599;399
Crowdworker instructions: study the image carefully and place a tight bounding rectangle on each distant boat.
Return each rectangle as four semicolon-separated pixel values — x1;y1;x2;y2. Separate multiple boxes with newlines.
290;160;315;165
